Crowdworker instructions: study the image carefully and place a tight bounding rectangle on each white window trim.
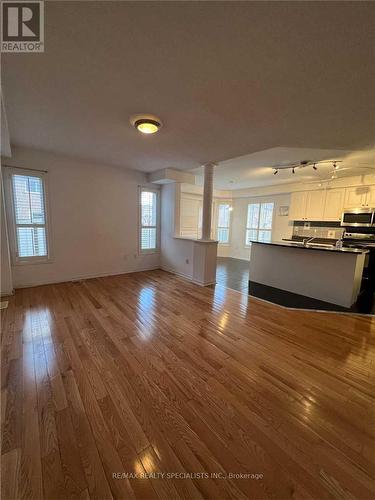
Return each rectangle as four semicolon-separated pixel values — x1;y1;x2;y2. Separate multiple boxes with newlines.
4;167;53;265
138;186;160;255
215;201;232;246
245;202;274;248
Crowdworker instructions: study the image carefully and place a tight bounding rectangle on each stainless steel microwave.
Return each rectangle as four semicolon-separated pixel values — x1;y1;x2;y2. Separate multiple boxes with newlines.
341;208;375;227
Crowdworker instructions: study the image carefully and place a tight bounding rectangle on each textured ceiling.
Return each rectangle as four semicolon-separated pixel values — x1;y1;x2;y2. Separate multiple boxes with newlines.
2;1;375;172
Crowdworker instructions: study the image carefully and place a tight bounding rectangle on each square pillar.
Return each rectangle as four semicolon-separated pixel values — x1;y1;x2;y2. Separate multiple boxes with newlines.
192;240;218;286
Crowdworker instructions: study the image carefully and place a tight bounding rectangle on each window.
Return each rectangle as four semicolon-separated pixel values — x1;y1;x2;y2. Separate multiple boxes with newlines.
217;203;231;243
140;188;158;252
245;202;274;245
9;173;49;262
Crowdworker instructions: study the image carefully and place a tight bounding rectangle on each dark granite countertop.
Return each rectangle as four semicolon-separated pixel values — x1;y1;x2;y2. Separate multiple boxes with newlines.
250;240;369;254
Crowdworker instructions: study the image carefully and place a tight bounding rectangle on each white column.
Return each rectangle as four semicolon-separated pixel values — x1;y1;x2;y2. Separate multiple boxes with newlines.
201;163;215;241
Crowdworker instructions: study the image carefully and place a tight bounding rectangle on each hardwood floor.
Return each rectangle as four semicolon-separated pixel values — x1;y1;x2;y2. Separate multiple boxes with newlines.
1;270;375;500
216;257;250;294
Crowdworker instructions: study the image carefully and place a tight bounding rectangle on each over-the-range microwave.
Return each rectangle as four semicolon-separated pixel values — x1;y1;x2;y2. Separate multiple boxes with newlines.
341;208;375;227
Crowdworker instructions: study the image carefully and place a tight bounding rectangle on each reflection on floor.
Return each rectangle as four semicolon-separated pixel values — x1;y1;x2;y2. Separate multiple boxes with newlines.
216;257;249;293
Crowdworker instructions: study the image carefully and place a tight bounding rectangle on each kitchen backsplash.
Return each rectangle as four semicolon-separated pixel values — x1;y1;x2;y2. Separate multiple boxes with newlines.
292;221;344;239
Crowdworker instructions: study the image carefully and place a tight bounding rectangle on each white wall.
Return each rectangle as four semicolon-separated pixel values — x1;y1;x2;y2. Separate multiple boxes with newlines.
160;182;194;279
228;193;293;260
3;147;160;288
1;169;13;295
160;182;218;285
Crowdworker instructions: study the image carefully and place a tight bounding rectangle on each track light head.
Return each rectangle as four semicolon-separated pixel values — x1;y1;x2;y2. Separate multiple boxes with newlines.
273;169;278;175
312;164;318;170
292;168;295;174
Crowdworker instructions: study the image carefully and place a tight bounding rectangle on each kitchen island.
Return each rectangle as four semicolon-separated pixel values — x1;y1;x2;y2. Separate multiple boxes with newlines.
249;241;368;309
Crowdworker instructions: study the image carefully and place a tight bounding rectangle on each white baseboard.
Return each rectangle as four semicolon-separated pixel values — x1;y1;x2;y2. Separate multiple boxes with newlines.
13;266;160;289
160;265;193;282
160;265;216;287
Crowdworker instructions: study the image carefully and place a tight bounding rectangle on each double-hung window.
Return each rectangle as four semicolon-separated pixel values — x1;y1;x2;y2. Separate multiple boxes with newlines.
216;203;231;244
245;202;274;245
139;188;158;253
7;171;50;262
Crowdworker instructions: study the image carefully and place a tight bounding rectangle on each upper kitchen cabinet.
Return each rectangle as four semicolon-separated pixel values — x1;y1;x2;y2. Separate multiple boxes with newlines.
289;190;326;221
289;185;375;222
323;189;345;221
305;190;326;220
365;186;375;207
344;186;375;208
289;191;308;220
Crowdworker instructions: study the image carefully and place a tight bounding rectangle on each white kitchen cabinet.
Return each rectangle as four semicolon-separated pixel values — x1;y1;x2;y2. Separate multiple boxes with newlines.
344;187;368;208
289;185;375;222
365;186;375;207
289;190;326;221
343;186;375;208
305;190;326;221
289;191;308;220
323;189;345;221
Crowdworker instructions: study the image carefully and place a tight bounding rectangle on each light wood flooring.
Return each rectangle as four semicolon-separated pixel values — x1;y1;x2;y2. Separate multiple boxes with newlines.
1;270;375;499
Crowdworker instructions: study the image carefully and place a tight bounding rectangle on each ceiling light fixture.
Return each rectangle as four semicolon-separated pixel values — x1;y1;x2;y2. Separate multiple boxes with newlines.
134;118;161;134
270;159;343;176
130;114;162;134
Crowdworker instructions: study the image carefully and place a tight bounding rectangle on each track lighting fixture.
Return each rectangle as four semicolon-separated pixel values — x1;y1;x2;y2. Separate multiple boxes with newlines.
270;159;343;176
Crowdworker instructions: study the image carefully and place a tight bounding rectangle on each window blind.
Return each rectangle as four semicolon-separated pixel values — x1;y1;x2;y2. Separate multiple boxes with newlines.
12;174;48;258
140;189;157;251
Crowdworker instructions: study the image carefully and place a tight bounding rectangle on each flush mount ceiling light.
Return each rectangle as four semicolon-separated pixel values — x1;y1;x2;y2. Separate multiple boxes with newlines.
135;119;160;134
130;114;162;134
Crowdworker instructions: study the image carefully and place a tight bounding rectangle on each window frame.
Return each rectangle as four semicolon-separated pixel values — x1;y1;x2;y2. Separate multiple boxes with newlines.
138;186;160;255
216;201;232;245
245;201;274;247
4;168;52;265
